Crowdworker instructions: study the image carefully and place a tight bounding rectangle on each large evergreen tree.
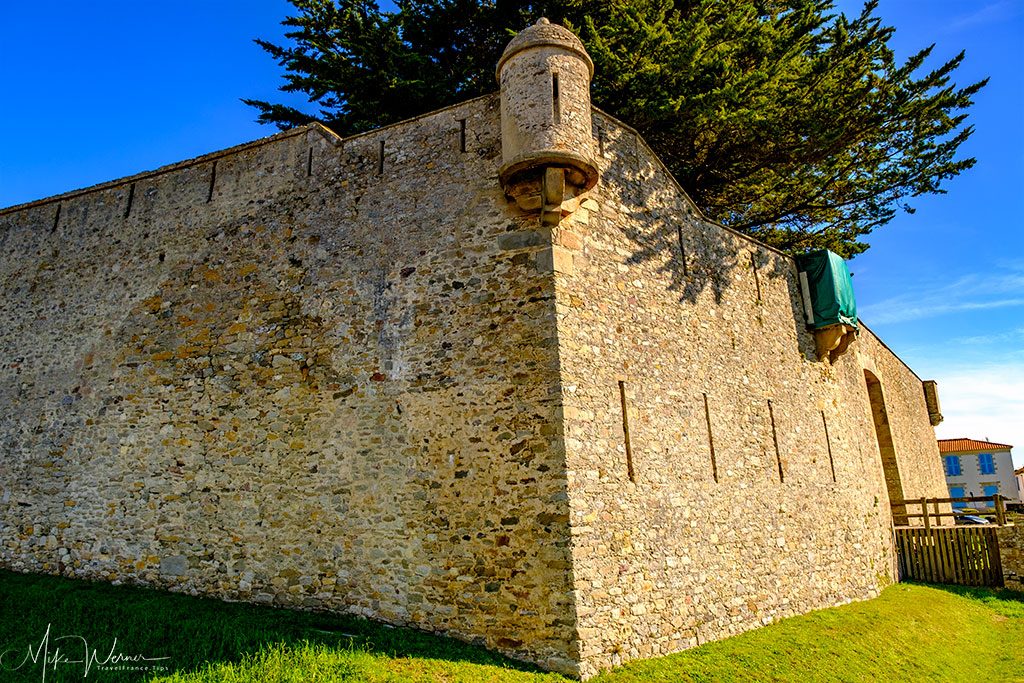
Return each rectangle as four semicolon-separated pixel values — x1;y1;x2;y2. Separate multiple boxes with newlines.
244;0;985;257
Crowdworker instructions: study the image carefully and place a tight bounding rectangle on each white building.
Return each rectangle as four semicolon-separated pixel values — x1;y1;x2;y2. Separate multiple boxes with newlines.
938;438;1020;509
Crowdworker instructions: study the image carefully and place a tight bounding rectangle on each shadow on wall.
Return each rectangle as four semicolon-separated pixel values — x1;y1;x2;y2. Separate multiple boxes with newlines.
0;569;548;682
600;126;818;363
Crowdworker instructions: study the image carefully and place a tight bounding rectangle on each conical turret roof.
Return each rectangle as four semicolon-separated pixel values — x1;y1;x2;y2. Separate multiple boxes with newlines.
496;18;594;80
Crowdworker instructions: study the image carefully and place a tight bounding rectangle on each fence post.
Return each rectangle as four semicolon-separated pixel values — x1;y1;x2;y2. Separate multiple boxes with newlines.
995;495;1005;526
923;498;931;531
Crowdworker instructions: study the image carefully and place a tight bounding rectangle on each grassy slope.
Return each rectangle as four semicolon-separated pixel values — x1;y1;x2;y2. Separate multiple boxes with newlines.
0;569;1020;682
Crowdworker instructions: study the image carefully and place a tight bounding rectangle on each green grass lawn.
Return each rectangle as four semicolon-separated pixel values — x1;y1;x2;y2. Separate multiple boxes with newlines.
0;569;1021;682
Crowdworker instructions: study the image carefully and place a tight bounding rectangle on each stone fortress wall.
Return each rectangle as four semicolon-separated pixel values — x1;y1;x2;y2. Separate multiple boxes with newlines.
0;19;949;680
548;111;948;675
0;97;583;673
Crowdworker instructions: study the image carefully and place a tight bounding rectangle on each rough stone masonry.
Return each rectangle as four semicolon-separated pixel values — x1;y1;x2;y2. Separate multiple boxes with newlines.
0;19;950;679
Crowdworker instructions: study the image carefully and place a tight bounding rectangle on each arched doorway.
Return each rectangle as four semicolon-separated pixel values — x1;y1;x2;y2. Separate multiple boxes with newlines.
864;370;908;526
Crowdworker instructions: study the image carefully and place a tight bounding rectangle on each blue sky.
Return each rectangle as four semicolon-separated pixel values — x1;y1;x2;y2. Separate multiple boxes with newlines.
834;0;1024;467
1;1;1021;466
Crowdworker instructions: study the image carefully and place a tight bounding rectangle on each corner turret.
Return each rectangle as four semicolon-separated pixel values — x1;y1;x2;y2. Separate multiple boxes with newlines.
497;18;599;226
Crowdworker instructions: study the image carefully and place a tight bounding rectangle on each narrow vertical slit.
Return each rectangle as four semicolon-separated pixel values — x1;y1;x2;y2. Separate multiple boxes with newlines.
459;119;467;153
750;252;762;301
703;393;718;482
676;225;689;277
618;381;635;483
768;399;784;482
552;73;561;124
822;410;837;483
377;140;385;175
206;161;217;203
123;183;135;219
597;128;606;157
306;147;314;177
51;203;61;233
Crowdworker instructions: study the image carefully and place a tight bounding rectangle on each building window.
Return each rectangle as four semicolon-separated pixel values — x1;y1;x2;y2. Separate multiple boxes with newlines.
944;455;962;476
949;486;966;509
978;453;996;475
982;484;999;500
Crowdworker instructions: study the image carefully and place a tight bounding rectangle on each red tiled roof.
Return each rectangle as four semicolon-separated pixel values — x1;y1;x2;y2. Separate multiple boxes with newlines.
938;438;1013;453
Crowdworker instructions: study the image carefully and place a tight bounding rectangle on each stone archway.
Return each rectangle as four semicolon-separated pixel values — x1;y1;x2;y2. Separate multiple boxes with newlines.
864;370;908;526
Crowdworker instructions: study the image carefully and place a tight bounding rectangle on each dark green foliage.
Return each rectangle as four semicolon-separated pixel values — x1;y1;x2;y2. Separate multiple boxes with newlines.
245;0;985;257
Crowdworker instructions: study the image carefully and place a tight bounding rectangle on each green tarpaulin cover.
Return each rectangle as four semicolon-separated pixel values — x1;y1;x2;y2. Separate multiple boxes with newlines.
795;250;858;330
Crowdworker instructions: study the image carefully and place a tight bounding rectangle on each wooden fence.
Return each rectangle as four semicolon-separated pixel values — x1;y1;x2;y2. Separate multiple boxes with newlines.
894;525;1003;587
893;494;1007;529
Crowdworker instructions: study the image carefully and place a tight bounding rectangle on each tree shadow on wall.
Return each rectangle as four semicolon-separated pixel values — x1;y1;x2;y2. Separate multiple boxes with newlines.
0;569;563;683
599;129;789;303
602;128;819;362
